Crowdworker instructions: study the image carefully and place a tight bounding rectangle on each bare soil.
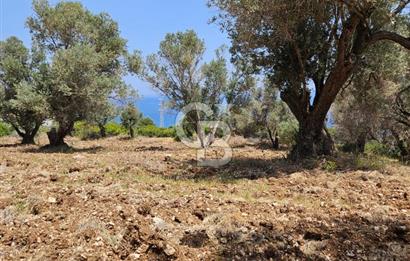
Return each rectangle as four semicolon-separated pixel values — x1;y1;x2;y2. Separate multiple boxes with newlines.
0;136;409;260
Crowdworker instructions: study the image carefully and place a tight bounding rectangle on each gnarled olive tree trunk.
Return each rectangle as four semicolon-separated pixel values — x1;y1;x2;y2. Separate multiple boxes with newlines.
47;121;74;147
12;122;41;145
283;60;353;160
291;117;334;160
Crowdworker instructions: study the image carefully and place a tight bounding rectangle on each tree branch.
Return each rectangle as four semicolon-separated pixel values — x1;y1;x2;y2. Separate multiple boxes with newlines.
393;0;410;16
369;31;410;49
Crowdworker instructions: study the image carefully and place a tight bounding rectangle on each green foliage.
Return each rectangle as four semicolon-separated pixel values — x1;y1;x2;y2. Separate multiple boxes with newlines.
210;0;410;158
230;79;297;148
73;121;129;139
277;120;298;146
73;121;100;140
136;126;176;138
27;0;128;145
0;36;48;143
365;140;392;157
353;155;386;171
105;122;126;136
133;30;233;146
121;103;142;138
138;117;155;127
321;160;338;172
0;121;12;137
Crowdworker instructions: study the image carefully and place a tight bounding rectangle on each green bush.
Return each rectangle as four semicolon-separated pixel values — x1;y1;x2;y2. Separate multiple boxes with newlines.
322;160;338;172
354;155;386;171
278;120;298;146
0;121;12;137
138;117;155;127
365;140;390;156
136;125;176;138
105;122;126;136
73;121;100;140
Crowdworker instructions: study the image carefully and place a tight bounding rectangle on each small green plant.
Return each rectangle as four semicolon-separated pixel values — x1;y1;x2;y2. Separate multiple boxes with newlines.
322;160;338;172
15;201;27;214
136;125;176;138
0;121;12;137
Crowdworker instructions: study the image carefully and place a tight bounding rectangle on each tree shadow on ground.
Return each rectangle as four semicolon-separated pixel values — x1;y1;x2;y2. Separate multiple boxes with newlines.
214;213;409;260
0;143;26;148
24;144;104;154
168;156;315;182
133;145;172;152
167;151;395;182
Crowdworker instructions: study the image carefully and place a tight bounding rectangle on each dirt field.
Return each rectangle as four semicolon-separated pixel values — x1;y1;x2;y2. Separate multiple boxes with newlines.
0;136;409;260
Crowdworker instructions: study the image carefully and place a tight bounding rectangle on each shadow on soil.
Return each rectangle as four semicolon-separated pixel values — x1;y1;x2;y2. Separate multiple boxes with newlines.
24;144;104;154
168;156;313;182
0;143;27;148
214;213;409;260
168;152;391;182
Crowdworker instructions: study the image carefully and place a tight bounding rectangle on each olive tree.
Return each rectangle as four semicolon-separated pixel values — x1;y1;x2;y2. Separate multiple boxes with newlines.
210;0;410;159
333;39;409;153
121;103;142;138
0;37;49;144
27;0;128;146
231;80;297;149
130;30;228;147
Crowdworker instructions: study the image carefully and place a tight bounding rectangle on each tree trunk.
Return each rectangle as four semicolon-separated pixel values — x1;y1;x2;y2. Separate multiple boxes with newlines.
99;123;107;138
290;118;334;160
47;121;73;146
12;122;41;145
129;127;134;138
22;134;36;145
267;126;279;150
355;132;367;153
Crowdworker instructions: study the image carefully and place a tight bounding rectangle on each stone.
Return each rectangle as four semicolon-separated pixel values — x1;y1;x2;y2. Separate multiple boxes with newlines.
164;244;176;256
47;197;57;204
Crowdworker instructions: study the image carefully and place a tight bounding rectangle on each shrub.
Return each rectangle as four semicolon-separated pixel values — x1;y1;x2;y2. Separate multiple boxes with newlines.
0;122;12;137
277;120;298;146
105;122;126;136
322;160;338;172
354;155;386;171
73;121;100;140
138;117;155;127
365;140;390;156
136;125;176;138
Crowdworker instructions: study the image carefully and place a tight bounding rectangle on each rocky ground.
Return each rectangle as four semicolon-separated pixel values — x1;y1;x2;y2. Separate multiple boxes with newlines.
0;136;409;260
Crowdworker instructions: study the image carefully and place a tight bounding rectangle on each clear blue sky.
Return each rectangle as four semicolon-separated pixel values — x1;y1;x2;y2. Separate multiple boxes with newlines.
0;0;230;97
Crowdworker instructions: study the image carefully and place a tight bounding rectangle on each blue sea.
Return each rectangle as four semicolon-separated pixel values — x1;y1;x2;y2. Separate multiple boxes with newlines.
136;97;177;127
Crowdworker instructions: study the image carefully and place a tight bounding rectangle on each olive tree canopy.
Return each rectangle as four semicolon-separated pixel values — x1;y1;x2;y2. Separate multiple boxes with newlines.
27;0;129;146
210;0;410;159
0;37;49;144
